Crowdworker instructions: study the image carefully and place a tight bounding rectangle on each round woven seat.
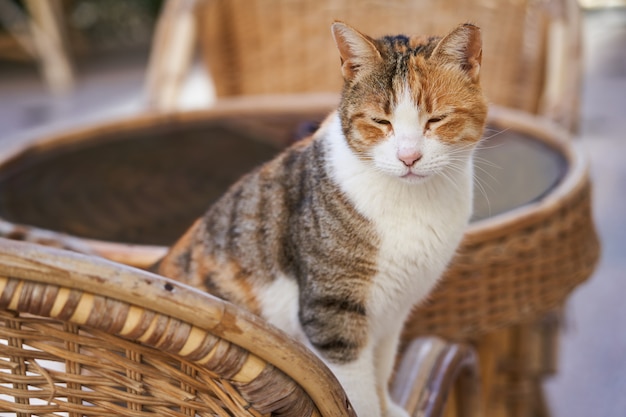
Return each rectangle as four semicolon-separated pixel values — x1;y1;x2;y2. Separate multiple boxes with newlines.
0;95;599;342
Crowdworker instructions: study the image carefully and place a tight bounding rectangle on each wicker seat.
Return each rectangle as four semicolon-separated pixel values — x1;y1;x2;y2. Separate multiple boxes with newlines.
0;238;480;417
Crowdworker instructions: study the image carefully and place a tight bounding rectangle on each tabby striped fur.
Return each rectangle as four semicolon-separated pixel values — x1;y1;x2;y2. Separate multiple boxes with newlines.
156;21;487;417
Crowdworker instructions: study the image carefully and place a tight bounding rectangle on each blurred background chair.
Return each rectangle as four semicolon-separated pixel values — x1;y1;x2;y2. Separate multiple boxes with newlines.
0;237;480;417
145;0;583;132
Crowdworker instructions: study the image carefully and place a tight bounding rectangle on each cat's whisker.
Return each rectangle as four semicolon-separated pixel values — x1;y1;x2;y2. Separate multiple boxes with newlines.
446;158;494;216
435;162;466;192
474;142;504;152
473;156;501;171
472;173;492;216
481;127;510;141
439;171;465;194
448;143;479;155
482;126;502;135
472;164;500;188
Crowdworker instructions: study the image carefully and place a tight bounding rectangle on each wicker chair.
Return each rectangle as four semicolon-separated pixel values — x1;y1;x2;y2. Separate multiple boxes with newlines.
0;237;480;417
145;0;582;132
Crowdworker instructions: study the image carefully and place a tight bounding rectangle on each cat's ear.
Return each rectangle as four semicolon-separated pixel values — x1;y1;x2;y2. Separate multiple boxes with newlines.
431;23;482;83
331;21;382;81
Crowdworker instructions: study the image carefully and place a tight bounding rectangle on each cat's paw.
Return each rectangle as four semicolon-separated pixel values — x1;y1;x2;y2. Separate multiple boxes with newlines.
385;401;411;417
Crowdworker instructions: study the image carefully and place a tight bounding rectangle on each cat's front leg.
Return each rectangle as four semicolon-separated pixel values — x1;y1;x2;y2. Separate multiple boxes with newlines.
325;345;382;417
299;294;382;416
375;323;410;417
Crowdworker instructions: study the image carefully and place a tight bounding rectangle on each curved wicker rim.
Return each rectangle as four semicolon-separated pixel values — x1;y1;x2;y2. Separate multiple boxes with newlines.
0;95;587;270
0;237;355;417
466;105;588;240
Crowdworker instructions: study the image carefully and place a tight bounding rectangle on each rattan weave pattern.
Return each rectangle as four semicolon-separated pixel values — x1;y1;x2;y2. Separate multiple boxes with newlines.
0;240;355;417
0;312;255;417
0;280;300;416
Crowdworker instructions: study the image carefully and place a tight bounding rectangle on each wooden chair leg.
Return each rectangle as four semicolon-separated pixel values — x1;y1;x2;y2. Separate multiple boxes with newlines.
392;337;481;417
144;0;200;111
476;311;561;417
24;0;74;94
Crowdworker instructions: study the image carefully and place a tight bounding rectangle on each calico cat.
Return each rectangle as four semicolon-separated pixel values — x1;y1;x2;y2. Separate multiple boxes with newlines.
156;21;487;417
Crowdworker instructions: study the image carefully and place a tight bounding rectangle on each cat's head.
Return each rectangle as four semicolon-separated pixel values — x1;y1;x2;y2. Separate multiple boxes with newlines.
332;22;488;183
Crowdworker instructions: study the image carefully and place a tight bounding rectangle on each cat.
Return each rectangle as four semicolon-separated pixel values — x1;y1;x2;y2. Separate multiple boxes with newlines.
155;21;487;417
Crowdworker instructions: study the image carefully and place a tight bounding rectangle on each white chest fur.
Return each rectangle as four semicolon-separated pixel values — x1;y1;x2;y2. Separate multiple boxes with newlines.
323;113;474;330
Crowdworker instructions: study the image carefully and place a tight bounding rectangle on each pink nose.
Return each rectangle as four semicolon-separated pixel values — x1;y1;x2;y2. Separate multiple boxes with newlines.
398;149;423;167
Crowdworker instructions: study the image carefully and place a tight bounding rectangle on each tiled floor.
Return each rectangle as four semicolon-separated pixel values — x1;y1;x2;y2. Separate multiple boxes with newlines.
0;7;625;417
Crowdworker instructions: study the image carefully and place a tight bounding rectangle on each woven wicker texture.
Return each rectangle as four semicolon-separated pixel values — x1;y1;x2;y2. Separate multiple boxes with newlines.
197;0;581;130
0;238;355;417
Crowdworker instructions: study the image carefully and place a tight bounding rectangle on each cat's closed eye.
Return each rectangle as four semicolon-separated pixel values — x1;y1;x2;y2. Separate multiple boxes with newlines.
427;115;447;124
426;115;447;129
372;118;391;126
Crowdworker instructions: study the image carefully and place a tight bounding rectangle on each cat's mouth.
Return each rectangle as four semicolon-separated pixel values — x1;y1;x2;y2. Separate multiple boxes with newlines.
400;171;429;181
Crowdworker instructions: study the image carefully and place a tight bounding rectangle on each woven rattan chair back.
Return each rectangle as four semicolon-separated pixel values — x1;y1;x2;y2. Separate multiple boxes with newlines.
195;0;581;130
0;238;355;417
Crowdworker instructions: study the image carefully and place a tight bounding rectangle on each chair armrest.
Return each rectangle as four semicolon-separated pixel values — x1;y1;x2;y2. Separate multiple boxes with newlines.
391;336;481;417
